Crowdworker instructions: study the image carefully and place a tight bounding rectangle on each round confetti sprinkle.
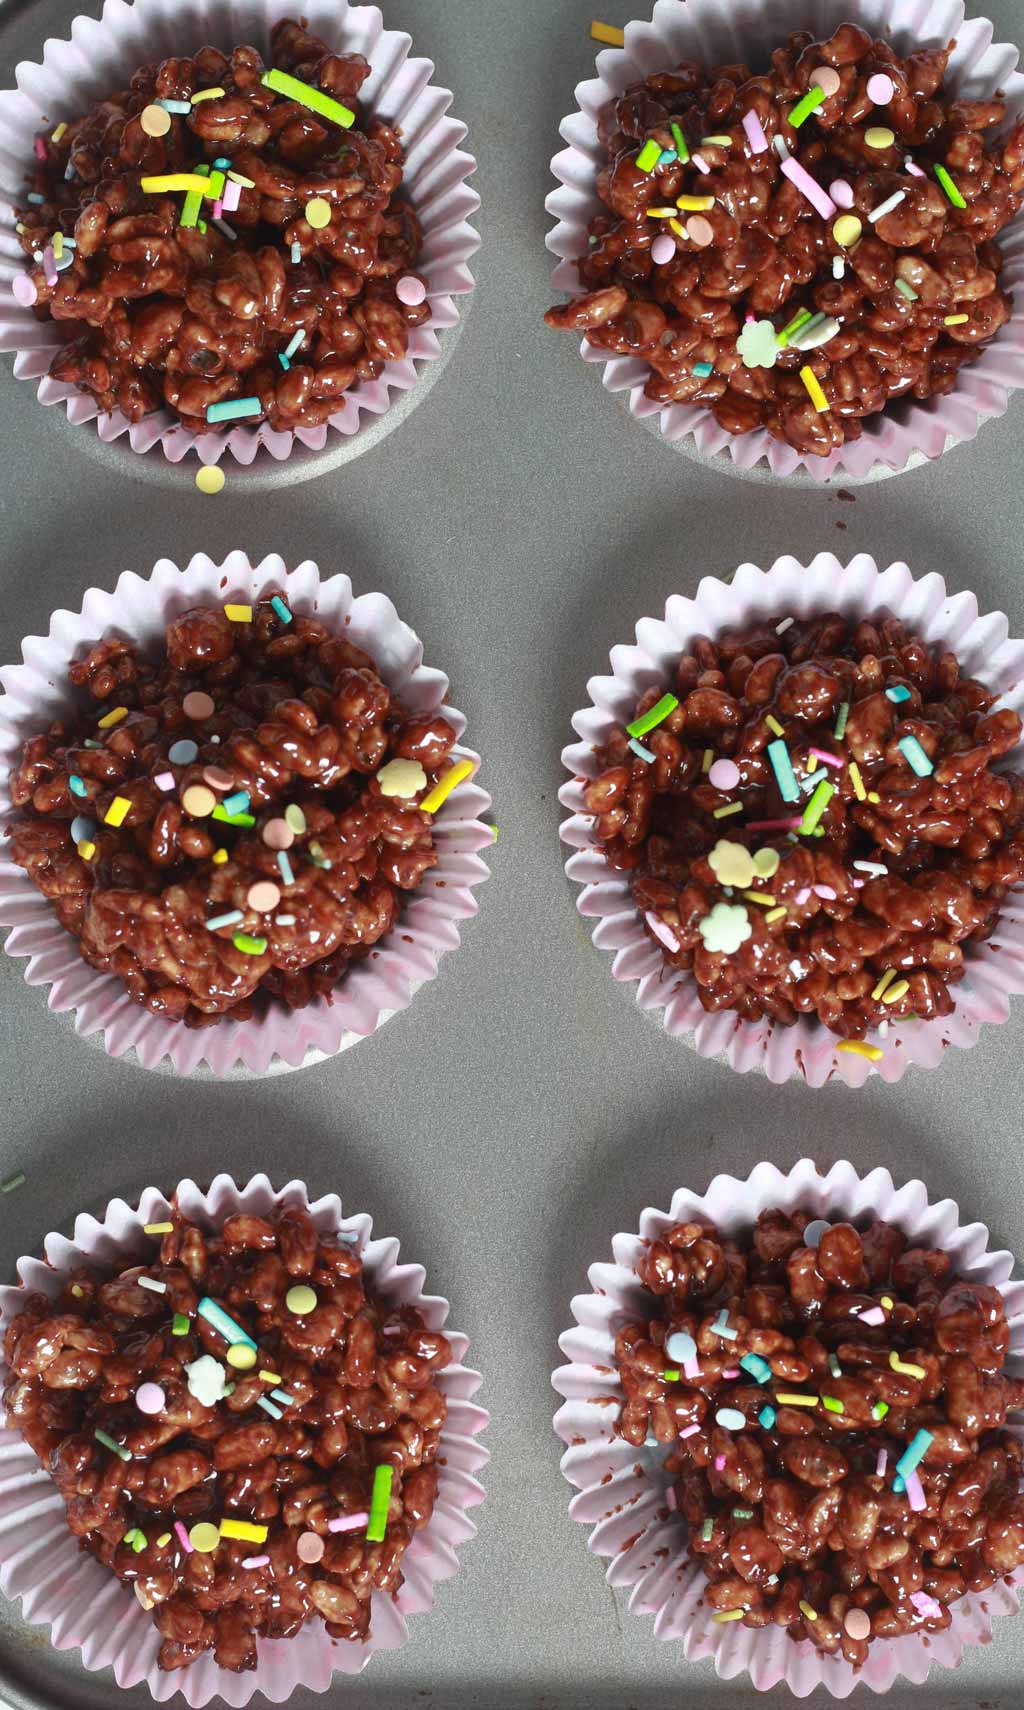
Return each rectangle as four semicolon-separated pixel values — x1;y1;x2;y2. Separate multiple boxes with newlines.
285;804;307;835
262;817;294;850
650;233;677;265
226;1343;257;1370
183;690;215;720
396;274;427;306
140;103;172;137
71;815;95;844
708;759;741;791
666;1330;697;1363
305;196;331;228
11;274;38;307
189;1522;221;1554
803;1218;831;1248
203;765;234;791
135;1382;166;1415
247;880;281;913
867;73;895;105
865;125;895;150
833;214;863;248
829;179;855;208
286;1284;317;1316
715;1407;746;1431
182;784;216;818
686;214;714;247
195;466;225;495
296;1531;325;1563
168;739;199;765
810;66;841;98
844;1608;871;1641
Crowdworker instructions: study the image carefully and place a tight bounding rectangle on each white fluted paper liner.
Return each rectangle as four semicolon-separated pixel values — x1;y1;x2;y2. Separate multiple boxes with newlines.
0;550;492;1075
553;1157;1024;1696
560;552;1024;1087
546;0;1024;483
0;1172;489;1705
0;0;479;465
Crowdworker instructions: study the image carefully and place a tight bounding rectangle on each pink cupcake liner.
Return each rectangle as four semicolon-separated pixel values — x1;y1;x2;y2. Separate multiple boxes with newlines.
0;1171;489;1704
553;1156;1024;1697
0;550;492;1075
0;0;479;466
559;551;1024;1087
546;0;1024;483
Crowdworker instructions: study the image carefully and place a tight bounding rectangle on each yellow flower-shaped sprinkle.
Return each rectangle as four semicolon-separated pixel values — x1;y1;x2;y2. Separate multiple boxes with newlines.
737;318;780;370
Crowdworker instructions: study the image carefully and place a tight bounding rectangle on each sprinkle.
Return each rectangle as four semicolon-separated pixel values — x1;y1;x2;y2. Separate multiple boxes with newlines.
206;397;262;423
190;86;226;103
691;154;710;175
943;312;971;328
198;1297;257;1351
678;1423;701;1440
732;1508;754;1520
895;1428;934;1485
291;242;302;264
275;914;296;926
233;932;267;955
1;1173;26;1194
758;1406;776;1429
243;1555;271;1570
832;703;850;742
872;1402;890;1422
419;759;474;814
776;1393;818;1408
884;684;913;705
175;1521;194;1554
135;1382;166;1415
715;1407;746;1431
172;1313;190;1336
765;905;788;923
821;1396;844;1414
833;256;846;279
367;1465;394;1541
889;1352;926;1380
781;157;836;220
180;163;209;228
791;314;841;353
742;110;769;154
137;1276;166;1294
329;1511;371;1533
854;860;888;877
675;195;716;216
189;1523;221;1555
859;1306;886;1326
635;139;662;174
799;365;830;413
898;735;933;777
895;277;919;301
800;778;834;834
904;1470;927;1512
167;739;199;767
713;802;743;819
226;1343;257;1370
145;1222;173;1235
934;164;967;208
702;1518;716;1540
881;1297;894;1311
196;466;226;495
297;1531;325;1563
788;87;826;127
692;360;714;377
207;909;244;932
220;1519;269;1543
828;1355;842;1378
98;705;128;730
261;67;354;128
809;747;843;770
211;805;254;826
156;98;192;114
849;761;867;801
95;1429;131;1462
865;126;896;151
286;1285;318;1318
799;1602;819;1622
838;1039;884;1062
103;796;131;829
833;214;863;250
767;739;800;802
211;848;228;864
883;979;910;1005
911;1591;943;1620
628;737;655;763
868;189;906;225
219;790;249;818
713;1311;737;1342
270;595;293;625
812;67;842;98
871;969;898;1002
257;1396;283;1420
777;307;813;347
713;1609;745;1623
141;173;217;195
905;156;926;178
700;135;731;147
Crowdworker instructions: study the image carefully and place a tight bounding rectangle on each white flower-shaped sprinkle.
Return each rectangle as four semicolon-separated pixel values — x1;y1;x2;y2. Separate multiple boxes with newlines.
186;1354;229;1408
737;318;780;369
698;901;753;955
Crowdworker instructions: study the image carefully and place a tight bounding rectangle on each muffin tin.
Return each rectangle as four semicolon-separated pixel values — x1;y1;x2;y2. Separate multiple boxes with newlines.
1;0;1024;1706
